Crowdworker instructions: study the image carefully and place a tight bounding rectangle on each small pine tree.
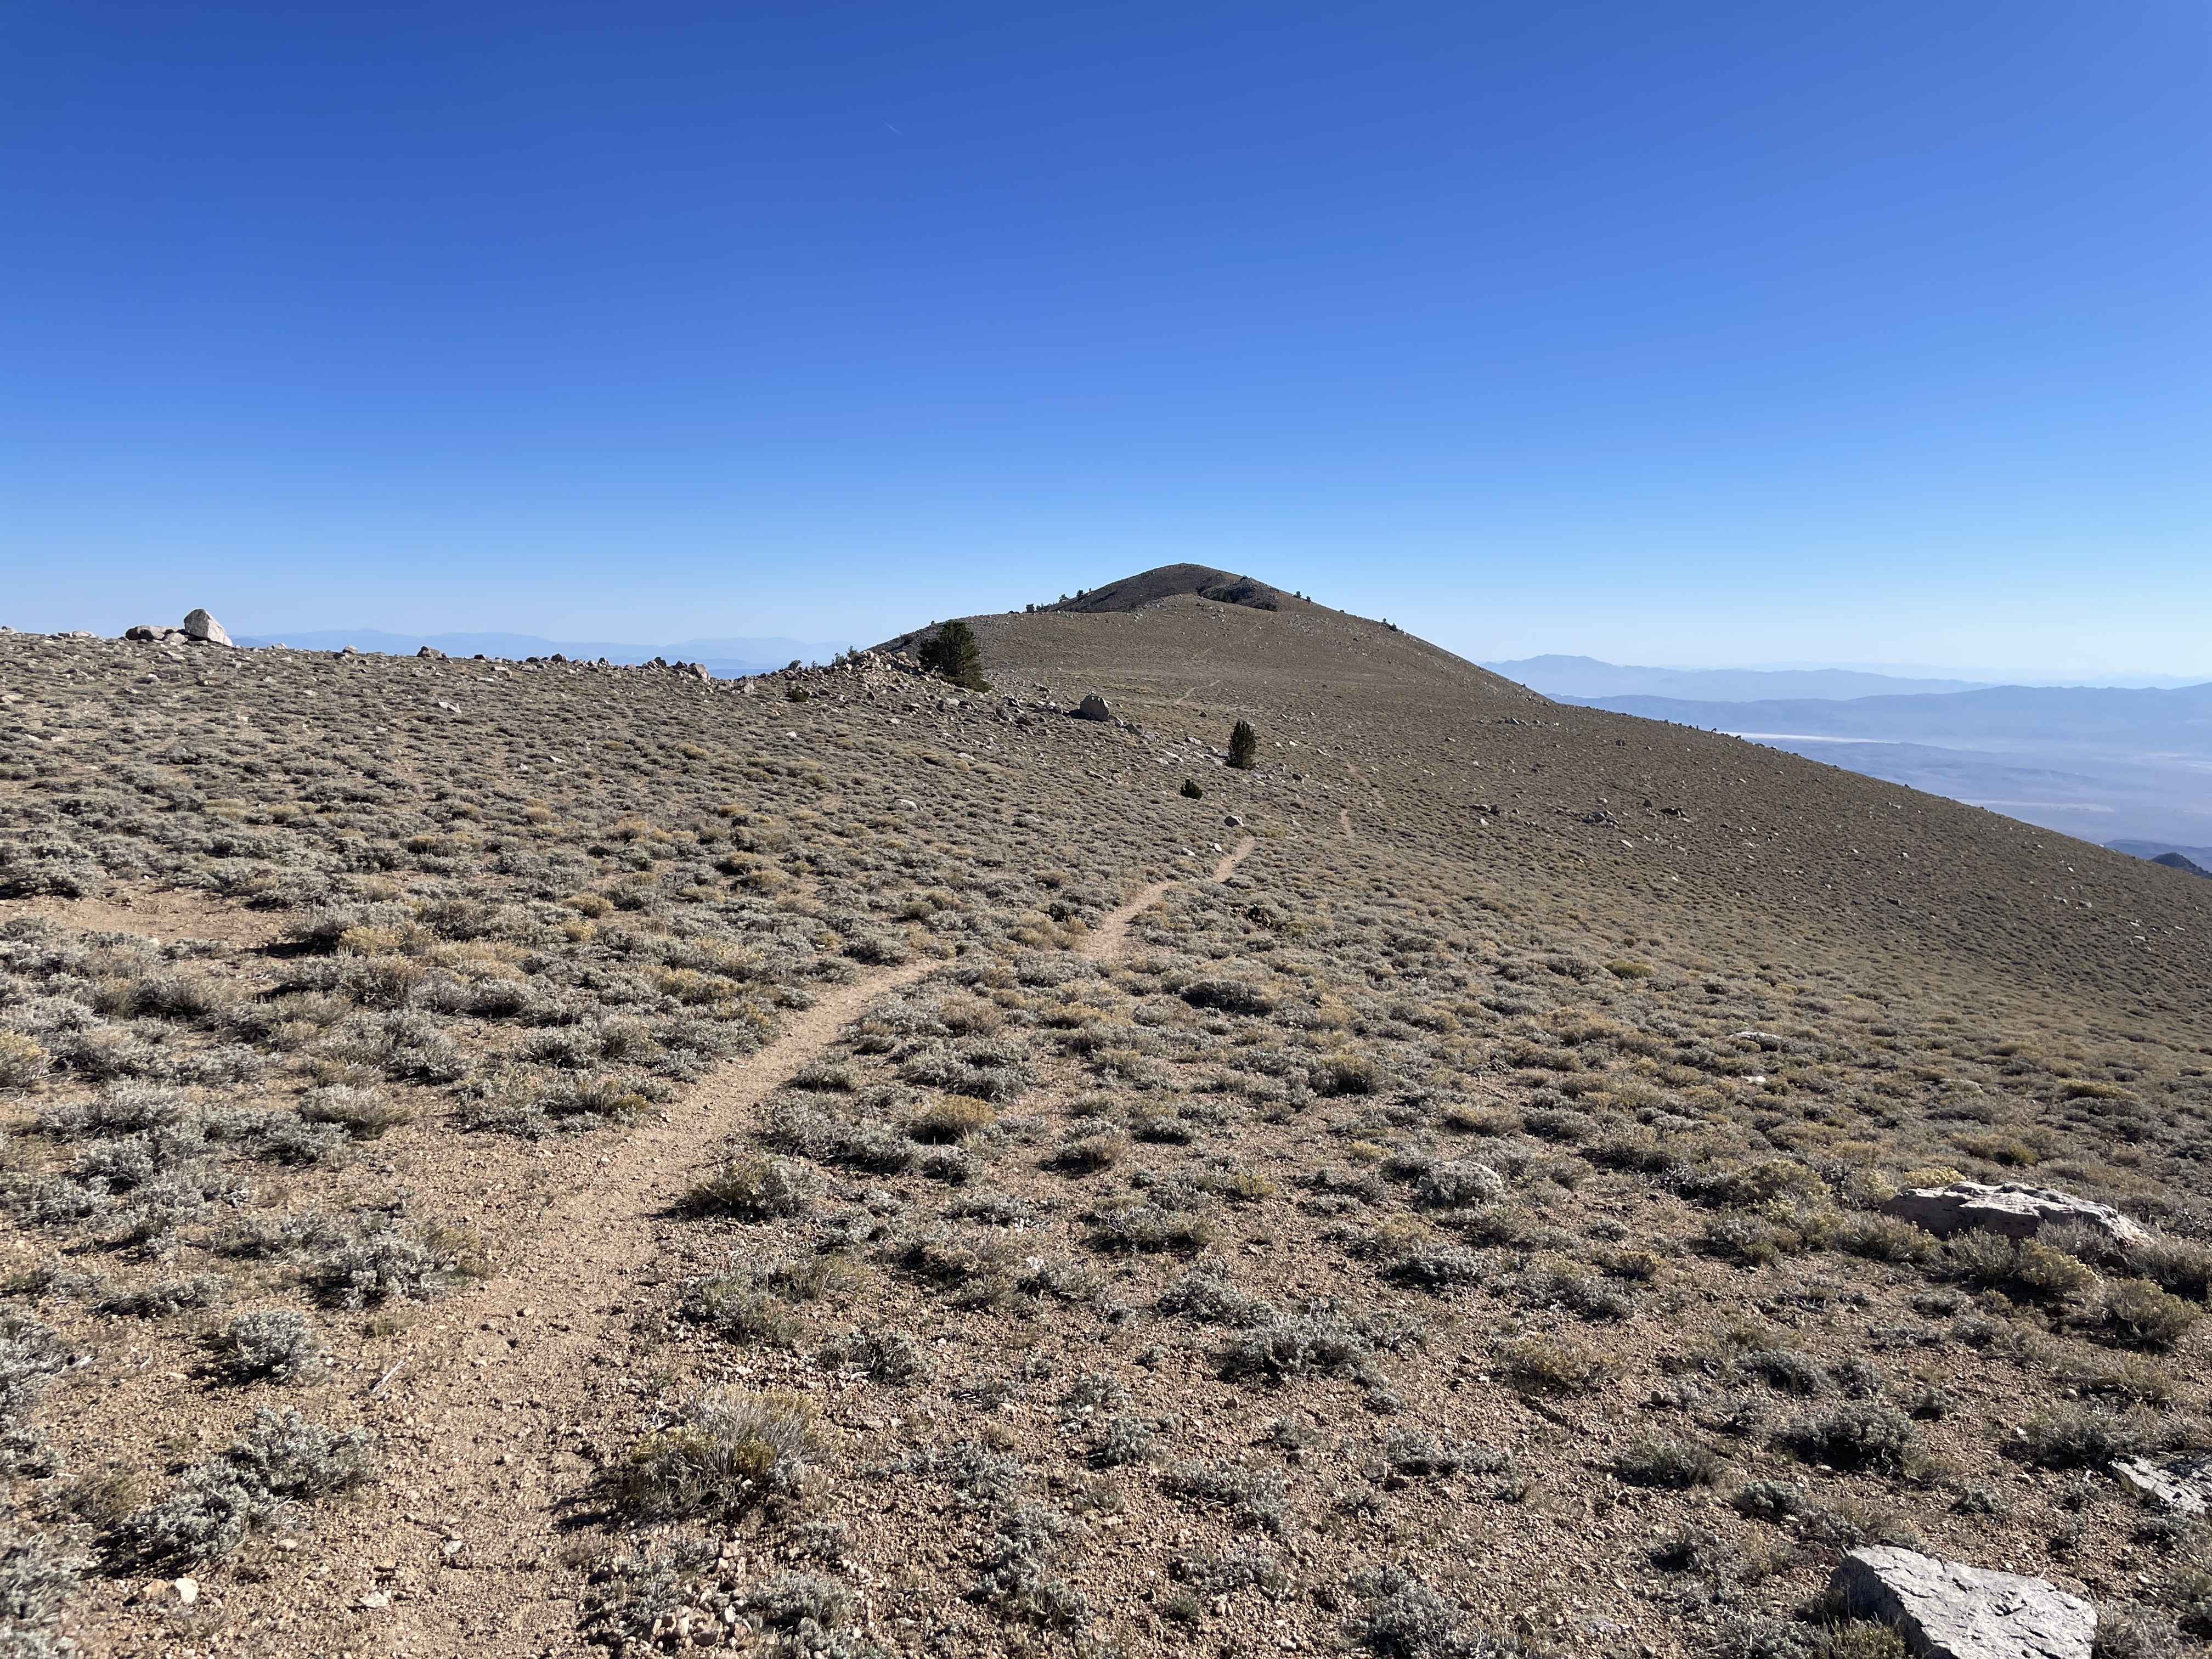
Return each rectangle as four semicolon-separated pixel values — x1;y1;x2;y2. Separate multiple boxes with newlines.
1227;720;1258;769
918;619;989;691
1181;778;1203;800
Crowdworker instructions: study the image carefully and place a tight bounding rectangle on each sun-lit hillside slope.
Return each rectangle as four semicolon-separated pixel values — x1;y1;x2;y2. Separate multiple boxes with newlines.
3;579;2211;1659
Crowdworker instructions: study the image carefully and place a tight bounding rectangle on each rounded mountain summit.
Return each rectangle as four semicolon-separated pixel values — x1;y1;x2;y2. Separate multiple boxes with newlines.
875;563;1529;709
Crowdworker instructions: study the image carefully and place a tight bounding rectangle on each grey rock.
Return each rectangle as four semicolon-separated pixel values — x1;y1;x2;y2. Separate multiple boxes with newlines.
1075;693;1113;722
180;608;232;646
1880;1182;2147;1245
1830;1545;2095;1659
2112;1454;2212;1516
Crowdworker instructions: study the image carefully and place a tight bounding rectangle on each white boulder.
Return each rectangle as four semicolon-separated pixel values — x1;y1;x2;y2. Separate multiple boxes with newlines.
1880;1182;2146;1245
1829;1546;2094;1659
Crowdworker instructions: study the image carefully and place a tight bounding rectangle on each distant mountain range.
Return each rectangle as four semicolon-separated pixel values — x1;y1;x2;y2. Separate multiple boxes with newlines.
1556;681;2212;754
2108;840;2212;871
1477;656;2212;853
1486;654;2209;700
231;629;854;679
1480;654;1995;701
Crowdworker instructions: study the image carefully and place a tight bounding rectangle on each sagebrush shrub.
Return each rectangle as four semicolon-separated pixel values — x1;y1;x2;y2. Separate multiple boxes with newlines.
911;1094;996;1142
1616;1435;1726;1488
686;1155;821;1220
1416;1160;1503;1208
1502;1335;1609;1396
685;1279;804;1349
973;1504;1087;1628
1384;1431;1509;1479
315;1223;475;1308
616;1391;814;1520
1159;1262;1278;1328
0;1522;91;1645
222;1310;321;1380
1837;1215;1935;1263
1313;1054;1380;1097
1778;1404;1919;1473
1094;1415;1160;1467
816;1327;932;1383
2018;1402;2152;1468
1732;1480;1807;1521
0;1032;47;1091
1737;1347;1832;1396
1165;1458;1288;1531
1341;1566;1487;1658
99;1274;229;1318
2101;1278;2201;1348
116;1408;372;1563
297;1085;413;1139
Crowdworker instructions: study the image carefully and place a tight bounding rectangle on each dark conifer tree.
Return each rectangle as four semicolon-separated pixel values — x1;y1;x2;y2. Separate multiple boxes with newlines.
918;619;989;691
1227;719;1258;769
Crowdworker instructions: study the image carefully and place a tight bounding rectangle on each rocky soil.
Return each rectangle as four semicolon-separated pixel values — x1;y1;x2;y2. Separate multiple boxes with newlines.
2;589;2211;1658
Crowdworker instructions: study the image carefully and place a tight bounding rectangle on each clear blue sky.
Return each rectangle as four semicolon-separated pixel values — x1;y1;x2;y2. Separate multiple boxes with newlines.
3;3;2206;672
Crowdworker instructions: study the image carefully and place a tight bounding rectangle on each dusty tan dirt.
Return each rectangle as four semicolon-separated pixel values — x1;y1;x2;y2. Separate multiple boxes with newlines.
0;882;290;950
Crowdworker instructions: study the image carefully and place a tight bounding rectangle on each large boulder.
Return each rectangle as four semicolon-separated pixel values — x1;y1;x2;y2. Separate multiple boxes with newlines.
180;609;232;647
1075;693;1113;722
1880;1182;2146;1245
2113;1454;2212;1516
1829;1546;2095;1659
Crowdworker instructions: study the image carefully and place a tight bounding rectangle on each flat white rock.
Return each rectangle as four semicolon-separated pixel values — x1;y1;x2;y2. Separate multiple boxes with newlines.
1831;1546;2095;1659
1880;1181;2146;1245
2112;1454;2212;1516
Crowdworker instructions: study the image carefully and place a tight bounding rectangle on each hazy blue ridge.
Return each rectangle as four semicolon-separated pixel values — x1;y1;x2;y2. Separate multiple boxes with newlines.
2107;840;2212;866
1540;681;2212;848
1560;682;2212;753
1483;654;1994;702
1485;656;2207;701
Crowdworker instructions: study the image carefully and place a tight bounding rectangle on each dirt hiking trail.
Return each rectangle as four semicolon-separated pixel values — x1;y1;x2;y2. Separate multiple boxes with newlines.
1085;835;1255;963
286;840;1251;1653
136;844;1259;1655
333;955;938;1655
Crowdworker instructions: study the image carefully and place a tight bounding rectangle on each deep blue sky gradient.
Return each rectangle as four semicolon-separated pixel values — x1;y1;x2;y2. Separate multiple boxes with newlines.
3;3;2206;670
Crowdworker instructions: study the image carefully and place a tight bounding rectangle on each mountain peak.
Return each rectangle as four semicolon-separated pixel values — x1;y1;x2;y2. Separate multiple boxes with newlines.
1045;563;1290;614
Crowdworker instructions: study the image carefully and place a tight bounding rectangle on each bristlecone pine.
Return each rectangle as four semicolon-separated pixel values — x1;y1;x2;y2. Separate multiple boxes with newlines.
1;566;2208;1659
918;617;989;691
1228;718;1259;769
